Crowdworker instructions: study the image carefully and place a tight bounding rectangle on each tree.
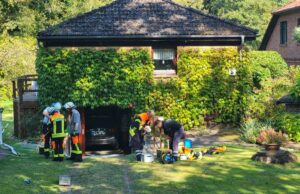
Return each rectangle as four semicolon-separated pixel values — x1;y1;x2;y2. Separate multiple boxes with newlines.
203;0;292;48
294;27;300;42
175;0;204;9
0;36;36;99
0;0;113;36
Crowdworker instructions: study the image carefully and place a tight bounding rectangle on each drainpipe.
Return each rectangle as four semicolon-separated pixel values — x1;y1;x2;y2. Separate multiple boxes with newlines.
239;35;245;60
0;108;19;156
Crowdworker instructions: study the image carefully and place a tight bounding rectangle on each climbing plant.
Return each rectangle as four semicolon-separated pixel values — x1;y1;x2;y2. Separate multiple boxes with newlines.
36;48;154;112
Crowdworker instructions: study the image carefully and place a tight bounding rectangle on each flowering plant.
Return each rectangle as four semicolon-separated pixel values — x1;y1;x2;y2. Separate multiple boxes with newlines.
256;128;288;145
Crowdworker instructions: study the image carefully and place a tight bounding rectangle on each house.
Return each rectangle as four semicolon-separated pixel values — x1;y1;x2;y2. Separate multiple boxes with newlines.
260;0;300;65
38;0;256;77
15;0;257;151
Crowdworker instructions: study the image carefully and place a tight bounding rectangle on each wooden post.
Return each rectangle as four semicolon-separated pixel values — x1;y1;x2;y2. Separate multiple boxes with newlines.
12;81;16;99
17;79;23;138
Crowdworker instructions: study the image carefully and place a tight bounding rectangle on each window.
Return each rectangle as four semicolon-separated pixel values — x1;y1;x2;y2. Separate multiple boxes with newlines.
153;48;176;70
298;18;300;27
280;21;288;45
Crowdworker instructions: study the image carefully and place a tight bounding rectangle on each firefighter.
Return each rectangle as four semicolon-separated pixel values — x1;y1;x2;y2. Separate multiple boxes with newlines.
50;102;66;162
129;110;155;161
42;106;55;159
64;102;82;162
154;117;185;160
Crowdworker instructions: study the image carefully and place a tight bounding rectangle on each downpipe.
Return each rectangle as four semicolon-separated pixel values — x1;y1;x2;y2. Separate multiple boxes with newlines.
0;108;19;156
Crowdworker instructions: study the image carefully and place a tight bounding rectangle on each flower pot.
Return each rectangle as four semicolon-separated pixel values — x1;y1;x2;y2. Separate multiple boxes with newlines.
264;144;280;151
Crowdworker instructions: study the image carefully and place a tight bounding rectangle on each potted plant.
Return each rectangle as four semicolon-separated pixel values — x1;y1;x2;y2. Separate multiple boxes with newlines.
256;128;288;151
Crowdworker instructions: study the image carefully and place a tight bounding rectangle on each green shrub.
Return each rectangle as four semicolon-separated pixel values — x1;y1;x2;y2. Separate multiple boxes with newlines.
36;48;154;112
290;78;300;101
239;119;273;144
249;51;288;88
149;48;253;128
275;113;300;142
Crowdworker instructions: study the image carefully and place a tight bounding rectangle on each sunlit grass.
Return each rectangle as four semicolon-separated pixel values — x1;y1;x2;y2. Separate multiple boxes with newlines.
0;100;14;140
0;101;299;194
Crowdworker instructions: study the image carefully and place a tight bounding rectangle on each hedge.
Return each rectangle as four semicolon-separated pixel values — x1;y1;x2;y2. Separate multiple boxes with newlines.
275;113;300;142
249;51;288;88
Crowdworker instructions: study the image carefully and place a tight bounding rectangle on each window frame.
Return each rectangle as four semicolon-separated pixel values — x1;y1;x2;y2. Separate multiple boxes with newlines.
152;47;177;77
280;21;288;45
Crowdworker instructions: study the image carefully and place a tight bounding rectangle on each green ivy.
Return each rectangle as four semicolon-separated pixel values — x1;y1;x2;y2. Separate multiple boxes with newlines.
36;48;154;112
149;48;253;128
37;48;282;130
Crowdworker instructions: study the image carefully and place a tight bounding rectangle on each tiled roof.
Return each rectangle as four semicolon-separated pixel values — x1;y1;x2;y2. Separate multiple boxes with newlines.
273;0;300;14
38;0;257;38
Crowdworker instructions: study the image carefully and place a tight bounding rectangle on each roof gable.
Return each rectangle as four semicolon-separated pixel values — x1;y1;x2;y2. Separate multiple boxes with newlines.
38;0;257;38
260;1;300;50
273;0;300;14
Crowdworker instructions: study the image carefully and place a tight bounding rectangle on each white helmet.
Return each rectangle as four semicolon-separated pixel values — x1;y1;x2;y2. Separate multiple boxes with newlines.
64;102;76;109
144;126;152;133
157;116;164;122
47;107;55;114
54;102;62;111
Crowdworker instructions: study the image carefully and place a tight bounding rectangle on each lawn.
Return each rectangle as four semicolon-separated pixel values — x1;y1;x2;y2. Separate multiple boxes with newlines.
0;101;300;194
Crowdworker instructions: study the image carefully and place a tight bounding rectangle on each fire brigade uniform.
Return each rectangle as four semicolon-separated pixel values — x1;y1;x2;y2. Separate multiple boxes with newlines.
129;112;150;161
70;108;82;162
42;107;53;158
162;119;185;157
50;112;66;161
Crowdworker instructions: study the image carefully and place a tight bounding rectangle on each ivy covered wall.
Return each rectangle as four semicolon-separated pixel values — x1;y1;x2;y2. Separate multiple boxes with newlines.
150;48;253;128
36;48;154;112
36;47;255;129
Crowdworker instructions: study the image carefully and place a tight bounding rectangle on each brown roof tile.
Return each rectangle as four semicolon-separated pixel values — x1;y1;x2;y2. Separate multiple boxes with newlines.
273;0;300;14
39;0;257;38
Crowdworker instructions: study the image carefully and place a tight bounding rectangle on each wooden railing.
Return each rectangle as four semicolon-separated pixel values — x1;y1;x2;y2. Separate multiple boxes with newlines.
12;74;38;102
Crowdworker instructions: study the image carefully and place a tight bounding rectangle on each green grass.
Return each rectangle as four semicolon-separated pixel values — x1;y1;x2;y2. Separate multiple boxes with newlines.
0;101;300;194
0;100;14;140
0;145;299;194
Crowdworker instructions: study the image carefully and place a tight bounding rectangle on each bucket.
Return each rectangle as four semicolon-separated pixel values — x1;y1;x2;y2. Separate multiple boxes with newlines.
142;153;154;163
184;139;192;148
180;154;188;161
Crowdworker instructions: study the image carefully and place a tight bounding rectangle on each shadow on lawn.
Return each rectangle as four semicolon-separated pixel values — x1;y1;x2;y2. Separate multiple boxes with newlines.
127;154;300;194
1;148;299;194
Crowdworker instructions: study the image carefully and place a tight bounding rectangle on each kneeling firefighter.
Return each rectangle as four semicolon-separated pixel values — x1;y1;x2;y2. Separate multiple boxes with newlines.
154;117;185;160
64;102;82;162
50;102;66;162
129;110;155;161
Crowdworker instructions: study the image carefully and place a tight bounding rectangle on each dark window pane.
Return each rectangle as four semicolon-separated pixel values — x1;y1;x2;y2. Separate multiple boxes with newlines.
280;21;287;44
298;18;300;26
154;60;174;70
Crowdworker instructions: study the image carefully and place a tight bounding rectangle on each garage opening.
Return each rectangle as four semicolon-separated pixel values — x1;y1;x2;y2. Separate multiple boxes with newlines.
83;106;132;153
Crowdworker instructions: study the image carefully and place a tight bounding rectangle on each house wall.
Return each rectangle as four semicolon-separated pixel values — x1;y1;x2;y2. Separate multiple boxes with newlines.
266;10;300;65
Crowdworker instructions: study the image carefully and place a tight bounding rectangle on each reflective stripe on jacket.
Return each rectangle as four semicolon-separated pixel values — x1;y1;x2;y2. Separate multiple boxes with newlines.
129;118;142;137
51;113;66;138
